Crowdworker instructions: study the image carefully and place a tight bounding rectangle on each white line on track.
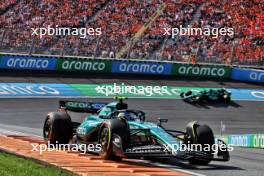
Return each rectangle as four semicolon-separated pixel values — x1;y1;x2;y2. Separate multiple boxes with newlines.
151;163;206;176
0;127;42;138
126;159;206;176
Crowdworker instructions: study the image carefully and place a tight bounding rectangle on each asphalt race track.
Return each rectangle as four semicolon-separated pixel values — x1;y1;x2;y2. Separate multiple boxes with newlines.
0;76;263;176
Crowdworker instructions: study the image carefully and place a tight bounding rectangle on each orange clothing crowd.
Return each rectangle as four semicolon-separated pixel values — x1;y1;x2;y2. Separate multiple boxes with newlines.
0;0;263;65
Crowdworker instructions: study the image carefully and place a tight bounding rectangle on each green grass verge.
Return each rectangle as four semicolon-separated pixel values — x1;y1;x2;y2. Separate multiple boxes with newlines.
0;152;75;176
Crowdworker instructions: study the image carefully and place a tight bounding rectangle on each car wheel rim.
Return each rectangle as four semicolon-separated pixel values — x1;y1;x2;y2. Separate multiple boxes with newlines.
44;119;51;140
100;128;109;152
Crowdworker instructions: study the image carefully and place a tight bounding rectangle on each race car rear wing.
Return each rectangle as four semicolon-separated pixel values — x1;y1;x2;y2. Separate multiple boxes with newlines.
59;100;107;113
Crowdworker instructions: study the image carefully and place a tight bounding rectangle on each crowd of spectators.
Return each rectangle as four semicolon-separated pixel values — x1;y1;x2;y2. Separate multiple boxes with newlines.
0;0;109;53
161;0;263;65
0;0;17;12
0;0;263;65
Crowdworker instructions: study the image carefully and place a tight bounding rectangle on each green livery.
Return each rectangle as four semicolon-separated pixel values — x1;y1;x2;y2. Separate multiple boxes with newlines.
43;97;230;165
180;88;231;103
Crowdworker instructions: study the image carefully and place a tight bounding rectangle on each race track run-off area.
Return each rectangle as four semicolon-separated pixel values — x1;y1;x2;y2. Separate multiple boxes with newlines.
0;80;263;176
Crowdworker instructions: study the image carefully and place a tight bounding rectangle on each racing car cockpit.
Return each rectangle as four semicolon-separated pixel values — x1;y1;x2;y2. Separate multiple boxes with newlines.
98;96;130;116
109;110;145;122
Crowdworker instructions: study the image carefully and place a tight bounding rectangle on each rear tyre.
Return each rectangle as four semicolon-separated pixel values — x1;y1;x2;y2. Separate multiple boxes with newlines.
43;112;73;144
181;91;192;99
188;124;214;165
185;91;192;96
180;92;184;97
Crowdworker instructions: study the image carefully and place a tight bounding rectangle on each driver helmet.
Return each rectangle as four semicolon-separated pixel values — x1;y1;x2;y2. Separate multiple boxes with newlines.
117;112;126;120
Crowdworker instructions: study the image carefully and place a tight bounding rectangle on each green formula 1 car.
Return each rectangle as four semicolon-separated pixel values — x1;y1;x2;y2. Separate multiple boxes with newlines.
43;97;230;165
180;88;232;104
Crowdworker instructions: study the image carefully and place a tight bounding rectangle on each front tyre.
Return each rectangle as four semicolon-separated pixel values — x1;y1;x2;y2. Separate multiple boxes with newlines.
99;126;113;159
98;119;129;160
223;94;231;103
188;124;214;165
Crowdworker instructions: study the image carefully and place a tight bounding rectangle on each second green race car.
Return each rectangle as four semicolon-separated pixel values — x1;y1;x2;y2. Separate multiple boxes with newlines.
180;88;232;104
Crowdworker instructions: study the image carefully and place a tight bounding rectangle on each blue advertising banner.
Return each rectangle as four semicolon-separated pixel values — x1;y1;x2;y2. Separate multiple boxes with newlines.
217;134;264;148
228;134;251;147
0;56;57;70
112;61;172;75
228;88;264;101
231;68;264;83
0;83;82;97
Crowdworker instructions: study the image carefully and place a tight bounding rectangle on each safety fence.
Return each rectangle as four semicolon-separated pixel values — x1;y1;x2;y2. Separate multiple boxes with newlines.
0;53;263;83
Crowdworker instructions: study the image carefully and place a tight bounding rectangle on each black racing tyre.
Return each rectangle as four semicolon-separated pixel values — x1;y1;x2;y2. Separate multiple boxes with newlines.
98;119;129;160
189;124;214;165
43;112;73;144
180;92;184;97
224;96;231;103
185;91;192;96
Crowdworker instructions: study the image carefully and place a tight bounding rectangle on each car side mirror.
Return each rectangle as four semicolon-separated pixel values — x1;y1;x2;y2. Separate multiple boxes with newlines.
157;118;168;127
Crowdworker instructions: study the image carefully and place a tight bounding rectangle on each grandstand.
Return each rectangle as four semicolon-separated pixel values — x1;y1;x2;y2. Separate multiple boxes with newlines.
0;0;263;66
